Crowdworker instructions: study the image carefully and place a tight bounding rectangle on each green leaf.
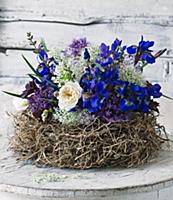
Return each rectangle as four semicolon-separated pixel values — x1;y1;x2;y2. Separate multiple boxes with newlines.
28;74;41;82
2;91;23;98
22;54;38;75
95;63;105;72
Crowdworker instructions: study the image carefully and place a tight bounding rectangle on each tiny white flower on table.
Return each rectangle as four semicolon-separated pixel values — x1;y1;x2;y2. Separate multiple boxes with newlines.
58;81;82;111
13;98;28;111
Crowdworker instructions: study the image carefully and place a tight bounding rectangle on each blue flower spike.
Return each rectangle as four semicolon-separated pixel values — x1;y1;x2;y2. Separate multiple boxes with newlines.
84;48;90;60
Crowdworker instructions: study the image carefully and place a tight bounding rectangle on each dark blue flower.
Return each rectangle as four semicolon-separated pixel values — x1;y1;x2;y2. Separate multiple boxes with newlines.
111;38;121;52
127;36;156;65
113;52;120;60
139;36;154;52
141;53;155;64
127;46;137;54
36;64;49;77
96;57;113;67
82;96;103;113
147;83;162;98
99;43;110;58
39;49;48;61
119;99;136;112
84;48;90;60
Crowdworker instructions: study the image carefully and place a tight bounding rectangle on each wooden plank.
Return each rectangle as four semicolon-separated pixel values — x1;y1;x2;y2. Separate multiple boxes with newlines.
1;0;173;21
0;21;173;50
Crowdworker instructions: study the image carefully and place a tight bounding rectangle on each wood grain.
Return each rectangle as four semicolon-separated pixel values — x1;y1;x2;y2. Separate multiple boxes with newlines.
1;21;173;50
1;0;173;20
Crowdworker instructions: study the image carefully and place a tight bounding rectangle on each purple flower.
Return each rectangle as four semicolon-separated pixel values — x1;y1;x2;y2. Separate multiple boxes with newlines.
69;38;88;57
28;87;58;119
99;43;110;58
22;81;37;98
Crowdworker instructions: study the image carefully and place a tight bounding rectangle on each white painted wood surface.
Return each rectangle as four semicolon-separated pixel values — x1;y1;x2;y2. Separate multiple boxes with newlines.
1;0;173;199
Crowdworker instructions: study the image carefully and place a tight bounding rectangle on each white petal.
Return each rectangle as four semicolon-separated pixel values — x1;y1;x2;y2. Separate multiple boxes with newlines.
13;98;28;111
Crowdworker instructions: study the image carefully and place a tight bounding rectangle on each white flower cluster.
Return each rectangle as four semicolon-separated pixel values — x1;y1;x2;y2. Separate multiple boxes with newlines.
119;55;145;86
53;109;94;126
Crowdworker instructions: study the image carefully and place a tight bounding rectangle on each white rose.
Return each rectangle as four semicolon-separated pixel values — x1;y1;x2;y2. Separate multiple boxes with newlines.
13;98;28;111
58;81;82;111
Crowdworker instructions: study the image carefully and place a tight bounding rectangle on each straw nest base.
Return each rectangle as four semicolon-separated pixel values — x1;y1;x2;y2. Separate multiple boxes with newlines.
10;111;168;169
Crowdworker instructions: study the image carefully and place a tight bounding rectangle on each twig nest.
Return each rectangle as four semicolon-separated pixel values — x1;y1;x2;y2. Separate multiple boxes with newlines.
10;111;167;169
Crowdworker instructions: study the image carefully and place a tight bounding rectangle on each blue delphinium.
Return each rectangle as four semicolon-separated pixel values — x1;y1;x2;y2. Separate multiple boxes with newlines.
84;48;90;60
32;48;58;89
127;36;156;65
116;81;162;113
79;37;163;121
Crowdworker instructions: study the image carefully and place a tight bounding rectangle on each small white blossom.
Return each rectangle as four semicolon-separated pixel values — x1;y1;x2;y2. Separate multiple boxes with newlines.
13;98;28;111
41;109;49;122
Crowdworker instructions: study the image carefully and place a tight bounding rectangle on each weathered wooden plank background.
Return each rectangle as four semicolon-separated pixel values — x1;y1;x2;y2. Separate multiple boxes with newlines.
0;0;173;87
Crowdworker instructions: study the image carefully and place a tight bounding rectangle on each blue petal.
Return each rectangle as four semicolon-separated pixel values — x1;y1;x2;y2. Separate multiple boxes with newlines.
139;36;154;51
127;46;137;54
111;38;121;51
39;49;48;61
113;52;120;60
84;48;90;60
145;54;155;64
90;96;99;108
99;57;113;67
99;43;110;58
97;81;106;94
36;64;49;77
122;45;127;52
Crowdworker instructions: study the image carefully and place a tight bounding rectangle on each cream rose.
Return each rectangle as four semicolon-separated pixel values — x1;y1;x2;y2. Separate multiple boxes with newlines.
58;81;83;111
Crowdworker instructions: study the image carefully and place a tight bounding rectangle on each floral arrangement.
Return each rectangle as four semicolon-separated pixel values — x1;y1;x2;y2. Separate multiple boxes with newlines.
6;33;169;169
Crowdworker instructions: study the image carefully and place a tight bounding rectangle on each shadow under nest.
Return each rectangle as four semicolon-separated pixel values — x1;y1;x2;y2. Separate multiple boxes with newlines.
10;111;168;169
